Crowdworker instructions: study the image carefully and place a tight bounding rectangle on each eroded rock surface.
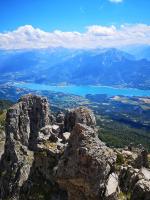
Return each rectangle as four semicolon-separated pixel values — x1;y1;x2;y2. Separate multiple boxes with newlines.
132;179;150;200
56;123;116;200
5;94;50;148
105;173;119;200
119;165;150;200
0;131;5;159
0;94;66;200
0;94;149;200
64;107;96;132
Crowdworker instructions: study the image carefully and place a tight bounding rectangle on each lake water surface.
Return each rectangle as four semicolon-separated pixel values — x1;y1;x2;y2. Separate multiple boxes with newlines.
15;83;150;97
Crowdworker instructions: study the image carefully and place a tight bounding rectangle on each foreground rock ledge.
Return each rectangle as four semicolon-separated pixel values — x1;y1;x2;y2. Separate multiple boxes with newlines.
0;94;149;200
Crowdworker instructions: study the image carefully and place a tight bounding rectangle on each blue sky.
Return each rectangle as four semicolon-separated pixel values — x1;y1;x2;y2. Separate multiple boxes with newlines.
0;0;150;49
0;0;150;32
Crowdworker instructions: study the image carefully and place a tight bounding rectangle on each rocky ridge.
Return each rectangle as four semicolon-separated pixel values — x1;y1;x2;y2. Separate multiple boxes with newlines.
0;94;149;200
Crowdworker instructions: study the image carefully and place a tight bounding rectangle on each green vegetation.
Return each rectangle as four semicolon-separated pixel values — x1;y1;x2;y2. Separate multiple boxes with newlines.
97;118;150;151
0;111;6;130
0;100;13;132
116;153;125;166
118;192;131;200
0;100;13;110
87;94;150;151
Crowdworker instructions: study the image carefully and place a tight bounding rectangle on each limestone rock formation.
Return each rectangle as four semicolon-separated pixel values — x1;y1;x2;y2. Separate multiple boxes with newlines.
5;94;50;148
119;165;142;193
134;149;149;169
0;94;66;200
132;179;150;200
56;123;117;200
0;130;5;159
105;173;119;200
119;165;150;200
64;107;96;132
0;94;150;200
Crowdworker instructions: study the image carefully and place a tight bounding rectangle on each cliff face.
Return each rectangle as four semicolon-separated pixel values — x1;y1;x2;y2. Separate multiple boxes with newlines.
0;94;149;200
5;94;50;147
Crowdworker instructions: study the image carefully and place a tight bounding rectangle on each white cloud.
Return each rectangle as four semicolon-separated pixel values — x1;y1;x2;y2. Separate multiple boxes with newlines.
0;24;150;50
87;25;116;36
109;0;123;3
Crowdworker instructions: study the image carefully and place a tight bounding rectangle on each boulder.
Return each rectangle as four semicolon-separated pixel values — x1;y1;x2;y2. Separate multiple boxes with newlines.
134;149;149;169
105;173;119;200
119;165;141;193
62;132;71;143
56;111;65;123
140;167;150;181
119;165;150;200
131;179;150;200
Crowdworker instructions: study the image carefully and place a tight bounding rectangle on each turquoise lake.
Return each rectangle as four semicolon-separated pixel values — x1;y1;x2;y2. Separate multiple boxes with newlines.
14;83;150;97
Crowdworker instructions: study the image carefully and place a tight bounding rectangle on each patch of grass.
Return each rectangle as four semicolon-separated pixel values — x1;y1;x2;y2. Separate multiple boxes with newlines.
116;153;124;165
118;192;131;200
43;141;57;151
0;99;13;131
118;192;127;200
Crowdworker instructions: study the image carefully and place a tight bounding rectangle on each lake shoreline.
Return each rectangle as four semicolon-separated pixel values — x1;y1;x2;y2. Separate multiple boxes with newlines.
12;82;150;97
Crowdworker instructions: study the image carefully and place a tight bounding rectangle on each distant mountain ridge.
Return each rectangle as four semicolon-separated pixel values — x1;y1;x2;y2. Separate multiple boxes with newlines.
123;45;150;60
0;47;150;89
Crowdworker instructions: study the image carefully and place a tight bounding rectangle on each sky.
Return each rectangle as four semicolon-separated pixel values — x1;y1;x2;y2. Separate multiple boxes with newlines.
0;0;150;49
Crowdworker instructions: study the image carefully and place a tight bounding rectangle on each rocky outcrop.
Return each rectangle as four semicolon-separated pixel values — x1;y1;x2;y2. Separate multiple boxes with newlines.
134;149;149;169
64;107;96;132
0;94;149;200
119;165;150;200
56;123;116;200
119;165;142;193
0;94;65;200
105;173;119;200
0;130;5;159
132;179;150;200
5;94;50;148
0;96;97;200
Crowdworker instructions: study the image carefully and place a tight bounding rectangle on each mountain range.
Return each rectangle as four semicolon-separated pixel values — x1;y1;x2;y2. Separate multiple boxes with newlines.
0;46;150;89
